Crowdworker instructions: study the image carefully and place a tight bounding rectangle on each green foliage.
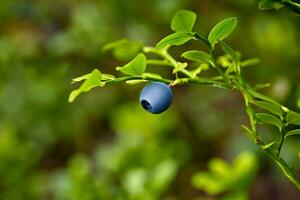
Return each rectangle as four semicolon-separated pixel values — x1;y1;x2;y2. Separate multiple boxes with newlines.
181;50;213;65
69;69;104;103
171;10;196;32
1;0;300;199
102;39;143;61
116;53;147;76
192;151;258;199
156;32;195;49
208;17;238;48
69;9;300;190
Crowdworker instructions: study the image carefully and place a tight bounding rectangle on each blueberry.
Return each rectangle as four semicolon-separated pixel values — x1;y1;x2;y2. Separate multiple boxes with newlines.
139;82;173;114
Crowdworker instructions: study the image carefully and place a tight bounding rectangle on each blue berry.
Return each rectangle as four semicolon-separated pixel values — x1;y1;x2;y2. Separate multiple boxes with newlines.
139;82;173;114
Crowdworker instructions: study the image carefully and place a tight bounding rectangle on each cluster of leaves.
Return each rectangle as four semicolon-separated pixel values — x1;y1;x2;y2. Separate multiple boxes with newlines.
69;10;300;189
192;151;258;200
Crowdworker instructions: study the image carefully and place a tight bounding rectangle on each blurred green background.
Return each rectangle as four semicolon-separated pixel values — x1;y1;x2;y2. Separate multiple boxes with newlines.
0;0;299;199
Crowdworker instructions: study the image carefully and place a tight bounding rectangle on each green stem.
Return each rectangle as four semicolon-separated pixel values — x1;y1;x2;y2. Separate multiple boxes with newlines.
279;0;300;14
264;148;300;189
106;76;173;84
146;59;172;66
209;47;231;86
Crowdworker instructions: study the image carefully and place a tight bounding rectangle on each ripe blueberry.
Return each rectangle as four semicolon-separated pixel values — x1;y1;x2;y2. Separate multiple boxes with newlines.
139;82;173;114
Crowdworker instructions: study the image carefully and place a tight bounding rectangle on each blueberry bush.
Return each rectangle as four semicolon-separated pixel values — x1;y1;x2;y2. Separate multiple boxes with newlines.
1;0;300;199
70;9;300;190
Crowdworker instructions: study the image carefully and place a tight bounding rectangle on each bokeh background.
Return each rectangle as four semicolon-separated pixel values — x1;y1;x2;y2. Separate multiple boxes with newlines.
0;0;299;199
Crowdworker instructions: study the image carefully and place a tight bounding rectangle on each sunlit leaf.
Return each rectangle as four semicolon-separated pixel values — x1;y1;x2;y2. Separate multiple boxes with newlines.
116;53;146;76
156;32;195;49
69;69;103;103
208;17;238;48
181;50;213;65
171;10;196;32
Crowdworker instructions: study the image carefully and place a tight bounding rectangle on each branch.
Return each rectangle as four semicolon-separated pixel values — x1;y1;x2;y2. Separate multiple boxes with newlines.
280;0;300;14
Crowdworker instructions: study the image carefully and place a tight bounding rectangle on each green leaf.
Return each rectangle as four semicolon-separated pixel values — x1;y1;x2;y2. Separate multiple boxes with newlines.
156;32;195;49
102;39;143;61
241;58;260;68
285;129;300;138
149;159;178;193
208;17;238;48
69;69;103;103
252;100;283;117
171;10;196;32
221;42;240;72
181;50;213;65
71;73;91;84
208;158;231;178
116;53;146;76
286;111;300;126
101;74;116;81
72;73;115;84
255;113;282;129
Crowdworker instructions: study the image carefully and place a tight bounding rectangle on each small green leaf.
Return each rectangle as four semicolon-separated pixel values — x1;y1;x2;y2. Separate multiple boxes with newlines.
69;69;103;103
71;73;91;84
286;111;300;126
72;73;115;84
255;113;282;129
102;39;127;51
116;53;146;76
208;158;231;178
208;17;238;48
252;100;283;117
101;74;116;81
181;50;213;65
241;58;260;68
171;10;196;32
102;39;143;61
285;129;300;138
156;32;195;49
